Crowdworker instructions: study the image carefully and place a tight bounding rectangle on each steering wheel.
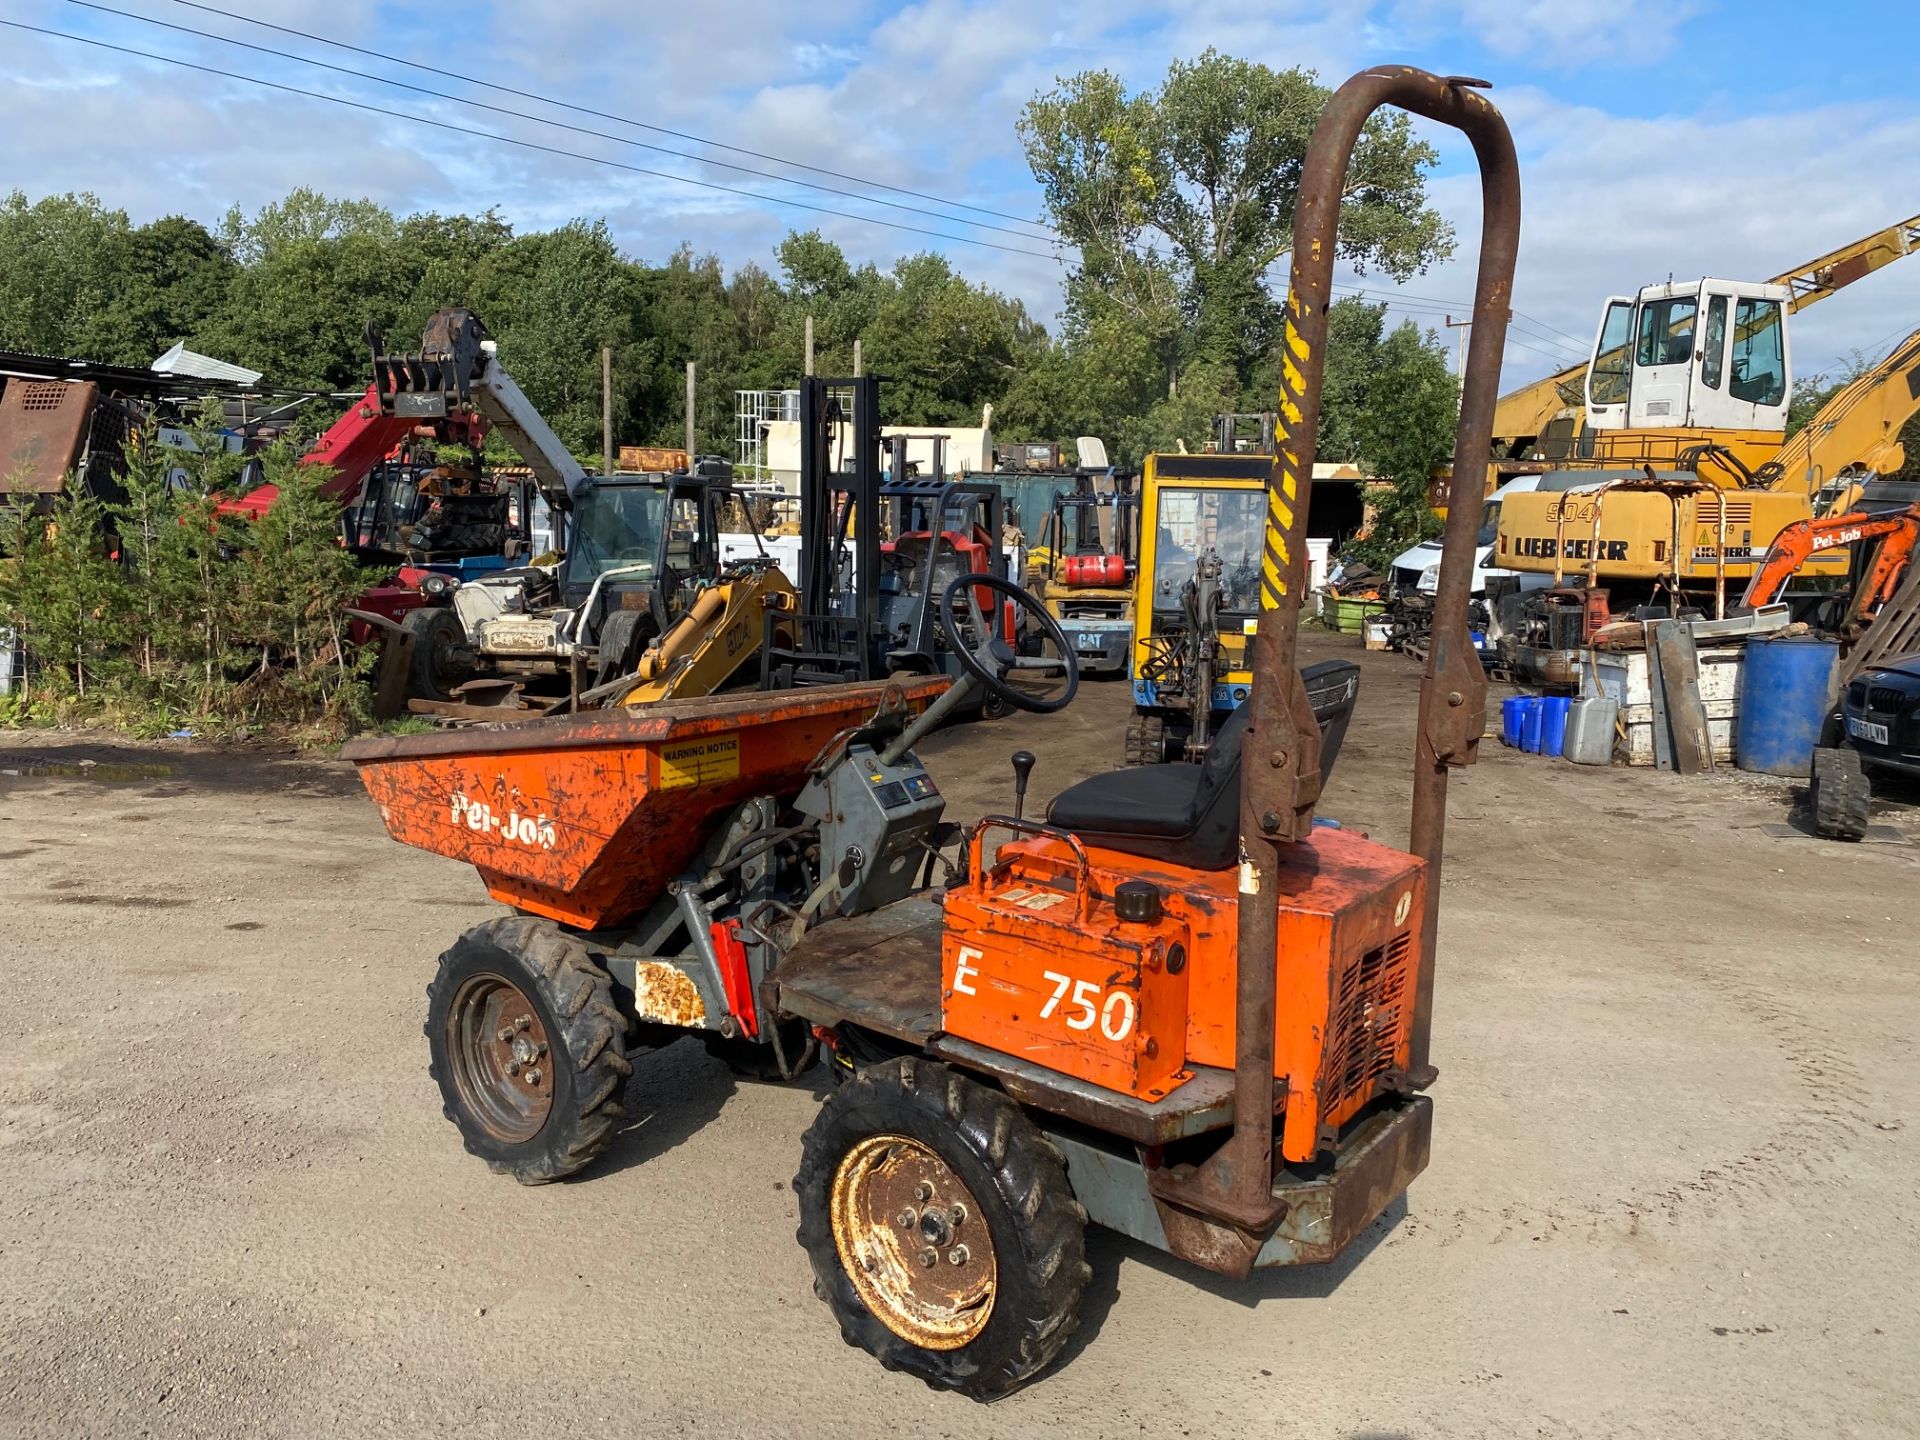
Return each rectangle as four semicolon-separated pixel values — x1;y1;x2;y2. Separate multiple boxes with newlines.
936;572;1079;714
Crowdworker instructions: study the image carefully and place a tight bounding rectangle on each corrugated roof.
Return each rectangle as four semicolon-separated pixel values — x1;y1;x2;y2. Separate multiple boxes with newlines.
151;342;263;386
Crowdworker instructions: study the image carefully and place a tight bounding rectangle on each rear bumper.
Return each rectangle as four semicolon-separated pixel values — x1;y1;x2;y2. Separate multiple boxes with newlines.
1047;1096;1431;1279
1256;1095;1432;1266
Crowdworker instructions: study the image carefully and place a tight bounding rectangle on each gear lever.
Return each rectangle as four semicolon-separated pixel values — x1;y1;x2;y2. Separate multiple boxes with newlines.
1010;750;1036;821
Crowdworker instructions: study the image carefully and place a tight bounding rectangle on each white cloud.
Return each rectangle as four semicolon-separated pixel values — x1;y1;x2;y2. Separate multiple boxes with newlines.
1389;0;1700;68
1383;88;1920;386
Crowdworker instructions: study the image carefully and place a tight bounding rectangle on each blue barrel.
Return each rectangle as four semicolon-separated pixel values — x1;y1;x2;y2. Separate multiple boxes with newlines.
1736;635;1838;777
1521;698;1545;754
1501;696;1526;747
1541;696;1571;757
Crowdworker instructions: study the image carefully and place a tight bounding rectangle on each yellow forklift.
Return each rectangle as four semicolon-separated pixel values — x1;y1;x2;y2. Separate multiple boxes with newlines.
1029;467;1140;674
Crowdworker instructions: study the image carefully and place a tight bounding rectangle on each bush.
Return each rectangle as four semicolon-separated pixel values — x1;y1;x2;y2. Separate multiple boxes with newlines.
0;401;380;738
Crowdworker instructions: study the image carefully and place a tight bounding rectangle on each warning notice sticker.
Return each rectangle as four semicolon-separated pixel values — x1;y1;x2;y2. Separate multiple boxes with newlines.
658;735;741;789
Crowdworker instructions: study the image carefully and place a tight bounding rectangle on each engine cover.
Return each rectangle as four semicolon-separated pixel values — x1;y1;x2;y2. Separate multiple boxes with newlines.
940;825;1427;1161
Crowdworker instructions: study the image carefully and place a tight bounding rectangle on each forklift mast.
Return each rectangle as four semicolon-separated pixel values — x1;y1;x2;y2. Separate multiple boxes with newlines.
1211;413;1278;455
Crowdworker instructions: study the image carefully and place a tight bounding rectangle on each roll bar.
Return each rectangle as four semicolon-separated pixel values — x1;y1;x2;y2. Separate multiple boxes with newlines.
1154;66;1521;1230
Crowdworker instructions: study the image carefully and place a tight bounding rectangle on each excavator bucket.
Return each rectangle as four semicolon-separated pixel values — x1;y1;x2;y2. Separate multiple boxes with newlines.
341;677;947;928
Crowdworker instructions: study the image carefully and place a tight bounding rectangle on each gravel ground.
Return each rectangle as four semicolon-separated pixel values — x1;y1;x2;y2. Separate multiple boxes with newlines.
2;632;1917;1438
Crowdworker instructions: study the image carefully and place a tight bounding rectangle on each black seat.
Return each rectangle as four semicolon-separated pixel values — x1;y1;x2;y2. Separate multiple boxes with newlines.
1046;660;1360;871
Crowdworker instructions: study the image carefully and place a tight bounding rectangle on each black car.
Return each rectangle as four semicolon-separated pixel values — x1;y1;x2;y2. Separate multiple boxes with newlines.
1840;651;1920;779
1810;650;1920;839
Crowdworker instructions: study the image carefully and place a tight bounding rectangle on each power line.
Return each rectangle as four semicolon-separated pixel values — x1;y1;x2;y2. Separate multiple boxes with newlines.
1366;282;1591;348
15;8;1605;364
1341;287;1587;360
160;0;1058;237
2;19;1068;264
64;0;1060;249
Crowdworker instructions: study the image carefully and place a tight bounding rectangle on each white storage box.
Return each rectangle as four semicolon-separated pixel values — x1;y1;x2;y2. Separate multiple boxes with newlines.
1590;643;1745;767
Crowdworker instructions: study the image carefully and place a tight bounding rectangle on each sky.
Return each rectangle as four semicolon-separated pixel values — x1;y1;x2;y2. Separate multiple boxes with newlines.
4;0;1919;391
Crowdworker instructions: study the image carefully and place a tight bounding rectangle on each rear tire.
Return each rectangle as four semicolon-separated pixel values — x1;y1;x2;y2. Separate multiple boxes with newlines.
1809;746;1870;842
592;609;649;690
795;1057;1088;1400
425;917;632;1183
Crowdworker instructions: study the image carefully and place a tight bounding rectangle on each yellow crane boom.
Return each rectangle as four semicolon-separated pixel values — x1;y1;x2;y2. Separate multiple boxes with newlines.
1765;327;1920;505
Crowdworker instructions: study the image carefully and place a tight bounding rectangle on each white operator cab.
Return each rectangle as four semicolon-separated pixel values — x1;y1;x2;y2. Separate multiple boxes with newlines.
1583;279;1793;433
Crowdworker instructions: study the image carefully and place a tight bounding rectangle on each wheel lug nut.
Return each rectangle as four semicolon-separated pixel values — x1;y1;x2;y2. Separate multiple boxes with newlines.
496;1026;514;1043
949;1245;970;1267
896;1208;917;1228
914;1181;933;1202
534;1042;548;1058
949;1203;967;1226
515;1015;532;1032
507;1061;521;1076
524;1067;542;1085
918;1248;938;1269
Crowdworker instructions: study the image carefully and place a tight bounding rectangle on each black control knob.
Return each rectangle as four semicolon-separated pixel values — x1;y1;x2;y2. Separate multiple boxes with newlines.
1010;750;1036;821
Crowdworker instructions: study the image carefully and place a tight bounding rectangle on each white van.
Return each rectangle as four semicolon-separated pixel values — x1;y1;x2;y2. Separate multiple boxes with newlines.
1388;474;1544;599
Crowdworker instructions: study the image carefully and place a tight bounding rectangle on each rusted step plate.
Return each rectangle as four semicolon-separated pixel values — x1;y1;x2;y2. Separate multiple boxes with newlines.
775;898;946;1044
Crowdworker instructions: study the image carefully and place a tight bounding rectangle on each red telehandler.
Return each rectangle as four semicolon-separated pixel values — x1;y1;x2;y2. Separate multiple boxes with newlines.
221;310;589;709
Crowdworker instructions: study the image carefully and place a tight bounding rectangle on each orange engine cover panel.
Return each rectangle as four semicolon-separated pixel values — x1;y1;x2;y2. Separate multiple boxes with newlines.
940;826;1427;1161
942;865;1191;1101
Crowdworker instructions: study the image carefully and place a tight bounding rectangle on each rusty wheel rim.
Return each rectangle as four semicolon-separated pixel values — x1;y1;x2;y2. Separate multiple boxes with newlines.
830;1133;996;1350
447;973;554;1144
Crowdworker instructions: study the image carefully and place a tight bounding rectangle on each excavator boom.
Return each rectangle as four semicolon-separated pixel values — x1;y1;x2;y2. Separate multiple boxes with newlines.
1739;502;1920;631
1765;328;1920;502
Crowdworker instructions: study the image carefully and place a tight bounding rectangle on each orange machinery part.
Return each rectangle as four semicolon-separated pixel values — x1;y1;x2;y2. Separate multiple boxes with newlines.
940;826;1426;1163
343;677;948;929
1740;504;1920;613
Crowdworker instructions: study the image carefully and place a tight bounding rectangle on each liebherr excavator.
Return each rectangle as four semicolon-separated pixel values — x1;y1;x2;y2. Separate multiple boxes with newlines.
1488;213;1920;620
1489;211;1920;479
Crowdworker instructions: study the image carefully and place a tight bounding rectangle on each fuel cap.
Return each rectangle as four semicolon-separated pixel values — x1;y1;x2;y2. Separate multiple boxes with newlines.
1113;880;1164;925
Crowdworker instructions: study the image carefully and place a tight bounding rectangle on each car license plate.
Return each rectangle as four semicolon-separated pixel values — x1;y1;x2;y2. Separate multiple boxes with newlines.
1846;716;1890;745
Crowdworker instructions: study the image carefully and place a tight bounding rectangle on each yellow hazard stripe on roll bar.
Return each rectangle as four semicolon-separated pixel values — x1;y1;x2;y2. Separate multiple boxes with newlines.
1262;298;1308;610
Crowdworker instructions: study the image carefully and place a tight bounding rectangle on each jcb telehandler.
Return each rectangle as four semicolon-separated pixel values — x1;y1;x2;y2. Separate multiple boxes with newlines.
343;65;1518;1397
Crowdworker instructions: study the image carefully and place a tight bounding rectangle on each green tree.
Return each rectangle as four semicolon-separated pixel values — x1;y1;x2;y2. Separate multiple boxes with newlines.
400;208;515;319
473;219;643;458
863;252;1044;426
123;215;237;357
0;485;133;699
635;246;747;452
203;189;411;387
0;191;143;361
235;446;380;729
1020;51;1453;398
1281;299;1458;568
